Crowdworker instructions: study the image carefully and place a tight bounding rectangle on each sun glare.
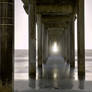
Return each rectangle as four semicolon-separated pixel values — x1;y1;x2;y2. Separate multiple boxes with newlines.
52;42;59;53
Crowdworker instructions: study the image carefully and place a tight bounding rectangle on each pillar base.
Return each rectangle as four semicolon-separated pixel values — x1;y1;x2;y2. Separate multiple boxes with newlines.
38;58;42;68
70;63;75;69
78;71;85;80
29;64;36;79
0;83;12;92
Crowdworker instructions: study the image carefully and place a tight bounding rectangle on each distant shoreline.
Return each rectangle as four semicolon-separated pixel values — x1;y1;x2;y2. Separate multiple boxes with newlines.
14;49;92;57
14;49;92;51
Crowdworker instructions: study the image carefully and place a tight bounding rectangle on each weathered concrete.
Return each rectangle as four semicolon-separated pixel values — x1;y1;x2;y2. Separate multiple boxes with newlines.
43;29;48;64
45;30;48;61
42;24;45;64
42;15;72;24
77;0;85;79
65;29;68;62
65;29;68;61
37;4;73;15
44;23;67;29
37;14;42;68
42;25;49;64
29;0;36;79
67;26;71;64
70;21;75;68
62;33;64;58
0;0;14;85
63;31;66;60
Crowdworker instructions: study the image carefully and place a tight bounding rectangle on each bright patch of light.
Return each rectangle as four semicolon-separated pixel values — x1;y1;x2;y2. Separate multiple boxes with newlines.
53;73;57;79
52;42;59;53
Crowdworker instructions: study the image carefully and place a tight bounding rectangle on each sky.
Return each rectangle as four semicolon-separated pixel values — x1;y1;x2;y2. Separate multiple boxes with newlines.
15;0;28;49
15;0;92;50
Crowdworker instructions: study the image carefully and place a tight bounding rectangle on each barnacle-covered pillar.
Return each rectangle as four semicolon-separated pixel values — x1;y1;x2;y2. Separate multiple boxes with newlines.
0;0;14;86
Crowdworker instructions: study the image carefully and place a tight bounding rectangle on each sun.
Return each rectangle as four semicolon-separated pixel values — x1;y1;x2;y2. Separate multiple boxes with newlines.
52;42;59;53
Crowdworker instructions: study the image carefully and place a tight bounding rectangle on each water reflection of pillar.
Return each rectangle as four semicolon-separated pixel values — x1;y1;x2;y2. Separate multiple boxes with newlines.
0;0;14;85
29;78;36;88
78;79;85;89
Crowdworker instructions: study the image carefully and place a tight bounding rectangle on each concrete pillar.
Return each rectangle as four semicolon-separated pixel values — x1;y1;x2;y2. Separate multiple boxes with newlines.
77;0;85;78
37;14;42;68
62;32;64;58
66;29;68;63
0;0;14;85
63;31;66;60
70;21;75;68
65;30;67;61
42;25;48;64
64;31;66;60
67;26;71;64
61;34;63;56
63;32;65;57
45;30;48;61
29;0;36;79
42;24;45;63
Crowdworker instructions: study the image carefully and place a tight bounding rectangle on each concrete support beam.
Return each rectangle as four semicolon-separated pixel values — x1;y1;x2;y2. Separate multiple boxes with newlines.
0;0;14;85
37;5;73;15
29;0;36;79
37;14;42;68
77;0;85;78
42;15;72;24
70;21;75;68
45;23;67;29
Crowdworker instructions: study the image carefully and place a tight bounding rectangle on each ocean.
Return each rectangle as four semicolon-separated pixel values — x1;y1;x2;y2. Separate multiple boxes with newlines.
14;50;92;91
